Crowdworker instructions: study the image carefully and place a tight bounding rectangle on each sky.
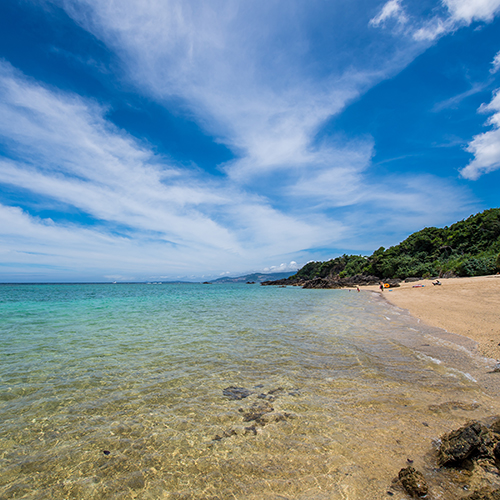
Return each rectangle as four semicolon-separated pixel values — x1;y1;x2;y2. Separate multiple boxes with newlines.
0;0;500;282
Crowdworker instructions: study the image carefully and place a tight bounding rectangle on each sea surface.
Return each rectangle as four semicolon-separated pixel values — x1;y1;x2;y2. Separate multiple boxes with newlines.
1;283;499;500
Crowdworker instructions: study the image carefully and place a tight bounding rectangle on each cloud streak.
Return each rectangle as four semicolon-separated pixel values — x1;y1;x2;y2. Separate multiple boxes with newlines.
369;0;409;28
58;0;415;184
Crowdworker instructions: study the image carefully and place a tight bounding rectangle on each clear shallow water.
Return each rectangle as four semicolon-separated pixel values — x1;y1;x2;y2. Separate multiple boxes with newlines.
1;283;499;500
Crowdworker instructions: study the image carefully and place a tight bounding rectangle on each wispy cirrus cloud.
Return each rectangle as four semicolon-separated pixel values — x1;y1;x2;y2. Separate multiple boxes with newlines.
0;61;345;278
369;0;409;28
55;1;473;206
57;0;411;184
432;82;490;112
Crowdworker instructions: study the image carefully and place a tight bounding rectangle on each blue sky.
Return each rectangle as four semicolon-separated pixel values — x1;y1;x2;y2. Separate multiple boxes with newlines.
1;0;500;282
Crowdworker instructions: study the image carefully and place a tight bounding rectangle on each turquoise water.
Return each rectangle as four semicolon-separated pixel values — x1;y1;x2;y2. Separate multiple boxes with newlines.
1;283;499;499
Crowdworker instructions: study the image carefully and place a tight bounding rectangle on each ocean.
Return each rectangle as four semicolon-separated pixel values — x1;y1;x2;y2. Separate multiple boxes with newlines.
1;283;499;499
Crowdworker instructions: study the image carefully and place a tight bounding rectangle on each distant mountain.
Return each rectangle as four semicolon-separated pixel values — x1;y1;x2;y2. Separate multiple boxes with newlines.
210;271;296;284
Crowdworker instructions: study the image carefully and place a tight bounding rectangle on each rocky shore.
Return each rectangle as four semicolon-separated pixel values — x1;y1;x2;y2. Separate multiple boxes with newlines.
261;273;401;289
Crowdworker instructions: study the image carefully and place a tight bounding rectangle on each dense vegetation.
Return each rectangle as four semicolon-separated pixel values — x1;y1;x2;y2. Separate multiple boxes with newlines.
290;208;500;281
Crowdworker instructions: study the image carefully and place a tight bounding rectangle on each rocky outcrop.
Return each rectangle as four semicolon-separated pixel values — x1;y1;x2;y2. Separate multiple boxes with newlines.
440;270;458;279
262;274;396;289
261;277;301;286
437;421;497;467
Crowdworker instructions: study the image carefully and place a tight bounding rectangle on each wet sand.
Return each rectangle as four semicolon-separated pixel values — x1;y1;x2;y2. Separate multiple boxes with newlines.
364;275;500;361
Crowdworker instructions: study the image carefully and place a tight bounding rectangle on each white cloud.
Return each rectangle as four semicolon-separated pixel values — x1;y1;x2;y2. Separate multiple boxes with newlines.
491;50;500;74
55;1;470;207
413;17;451;41
288;141;374;207
0;63;237;249
0;3;479;280
369;1;500;181
57;0;412;184
443;0;500;24
263;261;298;273
369;0;408;27
372;0;500;42
460;89;500;179
0;61;347;277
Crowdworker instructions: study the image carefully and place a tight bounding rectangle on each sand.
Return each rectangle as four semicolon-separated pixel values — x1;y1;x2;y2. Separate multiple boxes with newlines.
364;275;500;360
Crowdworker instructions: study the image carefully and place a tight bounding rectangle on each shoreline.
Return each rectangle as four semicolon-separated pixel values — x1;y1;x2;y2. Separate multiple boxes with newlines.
363;275;500;361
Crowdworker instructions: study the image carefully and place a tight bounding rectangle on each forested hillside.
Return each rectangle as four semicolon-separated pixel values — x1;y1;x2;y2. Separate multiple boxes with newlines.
265;208;500;286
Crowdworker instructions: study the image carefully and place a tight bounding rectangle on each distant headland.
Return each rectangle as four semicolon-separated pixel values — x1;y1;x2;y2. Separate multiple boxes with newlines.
263;208;500;288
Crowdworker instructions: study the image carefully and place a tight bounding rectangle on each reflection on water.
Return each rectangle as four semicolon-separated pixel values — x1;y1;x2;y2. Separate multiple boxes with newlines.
1;284;499;499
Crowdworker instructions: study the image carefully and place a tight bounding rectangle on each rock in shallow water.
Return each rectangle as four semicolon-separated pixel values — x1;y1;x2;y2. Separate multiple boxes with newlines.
462;487;500;500
240;401;274;423
222;386;251;400
213;429;237;441
125;471;145;490
398;467;428;498
437;421;496;466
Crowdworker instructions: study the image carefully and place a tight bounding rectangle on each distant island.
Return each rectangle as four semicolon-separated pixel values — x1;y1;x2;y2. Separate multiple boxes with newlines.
263;208;500;288
208;271;296;284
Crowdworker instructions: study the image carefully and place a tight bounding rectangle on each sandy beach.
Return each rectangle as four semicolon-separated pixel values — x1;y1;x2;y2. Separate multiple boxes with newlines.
365;275;500;361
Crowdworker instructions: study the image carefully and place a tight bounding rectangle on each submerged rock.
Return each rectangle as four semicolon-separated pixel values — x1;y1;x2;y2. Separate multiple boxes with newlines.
428;401;481;413
267;387;284;395
398;467;428;497
222;386;251;400
258;411;293;424
125;471;145;490
462;487;500;500
213;429;237;441
244;425;257;435
240;401;274;423
256;387;285;401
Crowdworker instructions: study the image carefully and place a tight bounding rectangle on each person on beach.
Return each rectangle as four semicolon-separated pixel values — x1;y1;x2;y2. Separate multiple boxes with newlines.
357;286;360;292
379;283;384;291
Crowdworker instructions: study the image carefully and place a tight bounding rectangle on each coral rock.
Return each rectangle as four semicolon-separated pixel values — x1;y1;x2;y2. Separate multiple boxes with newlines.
398;467;428;497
